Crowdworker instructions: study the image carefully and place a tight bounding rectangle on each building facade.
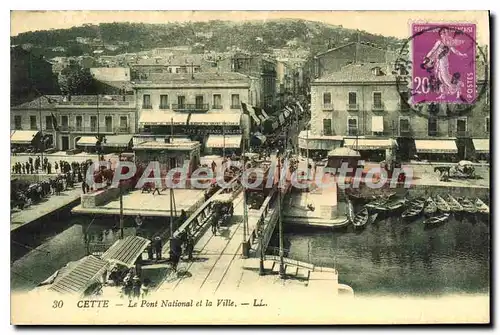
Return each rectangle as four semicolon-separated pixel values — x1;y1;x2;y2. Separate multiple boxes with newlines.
301;61;490;163
133;72;259;155
11;95;137;151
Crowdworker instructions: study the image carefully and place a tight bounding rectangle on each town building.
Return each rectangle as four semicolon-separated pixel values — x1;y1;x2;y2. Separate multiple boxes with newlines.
11;95;137;152
133;72;259;155
300;60;490;163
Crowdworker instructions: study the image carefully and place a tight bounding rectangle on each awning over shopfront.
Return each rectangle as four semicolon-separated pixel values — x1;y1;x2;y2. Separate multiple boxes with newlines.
189;113;241;126
10;130;39;145
139;111;188;126
206;134;242;149
415;139;458;153
102;134;133;148
76;136;98;147
49;255;109;295
472;139;489;153
344;138;397;150
101;236;151;268
298;131;343;150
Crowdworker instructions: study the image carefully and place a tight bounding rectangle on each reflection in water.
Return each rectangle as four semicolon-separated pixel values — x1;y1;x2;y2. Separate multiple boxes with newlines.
273;215;489;296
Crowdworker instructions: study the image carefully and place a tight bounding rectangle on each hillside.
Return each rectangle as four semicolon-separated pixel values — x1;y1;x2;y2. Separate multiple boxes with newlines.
11;19;402;59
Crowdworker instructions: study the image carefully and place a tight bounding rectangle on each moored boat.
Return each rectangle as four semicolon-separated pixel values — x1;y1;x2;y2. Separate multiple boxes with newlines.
365;198;389;211
352;207;369;229
423;213;450;226
474;198;489;215
401;199;425;220
369;212;379;224
446;195;463;213
435;195;451;212
458;197;477;214
379;198;407;212
423;197;438;215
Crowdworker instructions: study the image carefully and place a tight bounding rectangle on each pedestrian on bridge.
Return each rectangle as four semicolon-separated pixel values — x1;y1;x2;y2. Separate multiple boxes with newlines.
153;236;162;261
186;234;194;261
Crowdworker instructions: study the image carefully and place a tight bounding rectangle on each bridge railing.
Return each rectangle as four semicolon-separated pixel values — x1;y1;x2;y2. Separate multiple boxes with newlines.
172;175;242;242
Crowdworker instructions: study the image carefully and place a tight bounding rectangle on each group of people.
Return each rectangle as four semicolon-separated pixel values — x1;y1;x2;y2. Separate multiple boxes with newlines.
12;156;52;175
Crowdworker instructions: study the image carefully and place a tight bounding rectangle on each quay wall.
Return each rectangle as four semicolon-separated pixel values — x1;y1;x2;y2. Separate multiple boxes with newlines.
408;184;490;202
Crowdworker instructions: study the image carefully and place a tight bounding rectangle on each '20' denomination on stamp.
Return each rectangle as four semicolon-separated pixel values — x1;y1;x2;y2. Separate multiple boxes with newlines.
411;23;476;104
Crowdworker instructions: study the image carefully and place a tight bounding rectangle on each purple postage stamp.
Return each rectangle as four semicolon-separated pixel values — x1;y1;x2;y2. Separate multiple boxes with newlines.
411;23;476;104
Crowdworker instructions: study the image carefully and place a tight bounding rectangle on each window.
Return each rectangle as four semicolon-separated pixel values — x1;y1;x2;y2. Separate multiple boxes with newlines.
399;117;410;135
14;115;22;130
45;116;53;130
177;95;185;109
30;116;37;130
428;117;437;136
61;116;69;130
457;117;467;134
213;94;222;109
75;116;83;131
231;94;240;109
143;94;151;109
195;95;204;109
323;92;332;107
348;117;358;136
373;92;383;109
486;117;490;133
348;92;357;104
90;116;97;132
323;119;332;136
371;116;384;133
105;116;113;132
120;116;128;130
160;95;169;109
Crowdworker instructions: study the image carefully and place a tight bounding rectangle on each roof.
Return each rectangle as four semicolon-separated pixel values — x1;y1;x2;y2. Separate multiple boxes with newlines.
133;72;252;85
10;130;39;144
98;80;133;92
58;95;135;103
314;41;388;58
206;134;242;149
135;54;205;66
133;141;200;151
12;95;62;109
327;147;361;157
344;138;397;150
49;256;109;295
101;236;151;268
315;63;397;84
103;134;133;147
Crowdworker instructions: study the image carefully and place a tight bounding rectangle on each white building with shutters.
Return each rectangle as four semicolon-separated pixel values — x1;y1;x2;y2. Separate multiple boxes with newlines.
299;62;403;162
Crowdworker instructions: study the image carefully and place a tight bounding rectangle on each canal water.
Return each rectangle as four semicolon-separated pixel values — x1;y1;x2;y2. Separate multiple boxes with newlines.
12;211;490;296
274;214;490;296
11;215;167;292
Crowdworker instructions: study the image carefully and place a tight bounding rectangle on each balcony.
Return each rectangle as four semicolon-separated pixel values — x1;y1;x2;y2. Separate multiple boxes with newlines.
59;125;71;132
428;129;438;137
348;128;359;136
172;104;210;113
322;104;334;111
371;103;385;112
346;103;359;111
142;104;153;110
59;126;117;134
399;129;412;137
212;105;223;110
230;104;241;110
159;104;170;110
456;130;470;137
115;127;131;134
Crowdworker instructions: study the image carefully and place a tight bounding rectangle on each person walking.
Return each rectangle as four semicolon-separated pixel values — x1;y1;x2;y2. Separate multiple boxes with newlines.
47;162;52;174
54;161;58;173
81;180;87;194
153;236;162;261
186;234;194;261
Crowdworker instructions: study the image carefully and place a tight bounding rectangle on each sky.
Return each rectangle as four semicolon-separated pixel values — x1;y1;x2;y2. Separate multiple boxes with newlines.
10;10;490;45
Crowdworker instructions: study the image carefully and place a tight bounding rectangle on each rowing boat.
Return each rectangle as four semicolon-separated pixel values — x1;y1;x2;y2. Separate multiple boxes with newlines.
435;195;451;212
352;207;369;229
474;198;489;214
423;197;438;215
446;195;463;213
423;213;450;226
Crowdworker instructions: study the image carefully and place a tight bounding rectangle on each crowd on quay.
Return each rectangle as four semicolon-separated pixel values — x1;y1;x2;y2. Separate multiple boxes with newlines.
10;156;98;210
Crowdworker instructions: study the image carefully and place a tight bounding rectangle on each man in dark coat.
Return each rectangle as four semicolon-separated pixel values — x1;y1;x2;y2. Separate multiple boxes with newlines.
153;237;162;261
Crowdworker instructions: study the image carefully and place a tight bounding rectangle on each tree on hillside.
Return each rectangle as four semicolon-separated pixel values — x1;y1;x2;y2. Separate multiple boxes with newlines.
58;63;96;95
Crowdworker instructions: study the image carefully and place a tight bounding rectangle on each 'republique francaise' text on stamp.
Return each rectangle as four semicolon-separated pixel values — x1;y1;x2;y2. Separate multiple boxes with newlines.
411;23;476;104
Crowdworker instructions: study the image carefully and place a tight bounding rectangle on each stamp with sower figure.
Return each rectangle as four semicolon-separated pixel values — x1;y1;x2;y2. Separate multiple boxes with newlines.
411;23;476;104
